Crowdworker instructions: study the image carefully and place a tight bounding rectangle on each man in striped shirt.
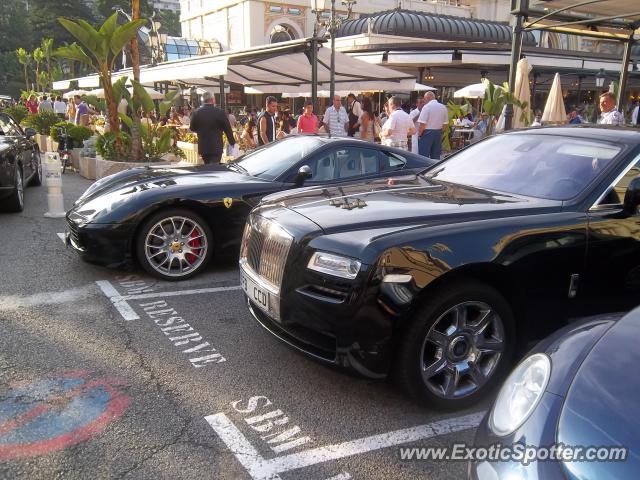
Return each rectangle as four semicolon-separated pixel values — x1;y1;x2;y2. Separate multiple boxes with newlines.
323;95;349;137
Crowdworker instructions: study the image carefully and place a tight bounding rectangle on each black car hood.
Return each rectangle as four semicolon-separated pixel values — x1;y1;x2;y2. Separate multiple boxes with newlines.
558;307;640;479
75;165;270;208
266;174;560;232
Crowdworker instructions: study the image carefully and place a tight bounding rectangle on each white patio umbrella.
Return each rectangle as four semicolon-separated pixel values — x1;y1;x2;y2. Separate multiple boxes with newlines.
86;86;164;100
86;88;105;98
453;83;486;99
496;58;532;131
413;82;437;91
542;73;567;124
63;89;89;99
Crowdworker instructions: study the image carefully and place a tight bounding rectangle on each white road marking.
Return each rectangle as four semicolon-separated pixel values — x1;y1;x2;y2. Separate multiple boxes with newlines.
325;473;351;480
205;411;484;480
123;285;241;301
96;280;140;321
0;285;97;310
56;232;66;243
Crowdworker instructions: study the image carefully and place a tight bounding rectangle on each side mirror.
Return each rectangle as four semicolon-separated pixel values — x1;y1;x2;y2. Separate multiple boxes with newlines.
24;128;36;138
295;165;312;187
623;176;640;216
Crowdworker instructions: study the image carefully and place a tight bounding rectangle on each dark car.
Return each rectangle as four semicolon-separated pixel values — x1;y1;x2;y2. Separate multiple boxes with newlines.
0;112;41;212
469;307;638;479
65;135;435;280
240;126;640;409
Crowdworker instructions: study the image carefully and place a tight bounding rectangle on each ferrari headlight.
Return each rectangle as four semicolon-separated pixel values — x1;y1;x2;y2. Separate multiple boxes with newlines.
489;353;551;436
307;251;361;279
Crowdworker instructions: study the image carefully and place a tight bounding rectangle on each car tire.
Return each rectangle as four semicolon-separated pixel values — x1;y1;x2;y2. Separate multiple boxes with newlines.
136;208;213;281
394;279;515;411
29;149;42;186
5;166;24;213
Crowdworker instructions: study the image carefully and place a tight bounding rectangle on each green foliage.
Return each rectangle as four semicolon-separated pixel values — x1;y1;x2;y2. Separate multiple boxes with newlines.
50;121;74;142
22;110;60;135
2;105;29;124
96;131;132;160
96;0;152;21
82;95;106;113
156;10;182;36
69;125;93;146
0;0;31;52
28;0;93;48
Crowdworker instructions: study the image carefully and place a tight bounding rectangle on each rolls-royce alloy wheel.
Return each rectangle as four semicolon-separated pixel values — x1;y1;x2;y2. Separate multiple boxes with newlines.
5;167;24;212
137;209;213;281
395;280;515;410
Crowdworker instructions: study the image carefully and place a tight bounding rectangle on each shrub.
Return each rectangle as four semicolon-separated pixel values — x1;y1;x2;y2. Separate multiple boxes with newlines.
50;121;75;143
2;105;29;125
96;131;131;161
69;125;93;147
22;110;60;135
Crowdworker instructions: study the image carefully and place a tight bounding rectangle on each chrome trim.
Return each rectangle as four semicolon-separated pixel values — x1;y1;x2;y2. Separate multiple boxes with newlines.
590;152;640;210
240;259;280;296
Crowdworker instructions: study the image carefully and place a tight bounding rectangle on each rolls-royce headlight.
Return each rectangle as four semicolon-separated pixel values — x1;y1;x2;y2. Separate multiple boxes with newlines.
489;353;551;436
307;251;361;279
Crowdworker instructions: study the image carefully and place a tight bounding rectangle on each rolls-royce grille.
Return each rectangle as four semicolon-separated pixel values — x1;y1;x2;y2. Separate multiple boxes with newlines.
67;221;81;247
241;215;292;290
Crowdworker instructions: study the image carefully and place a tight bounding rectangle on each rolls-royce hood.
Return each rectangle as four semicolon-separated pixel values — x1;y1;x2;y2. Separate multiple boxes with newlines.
262;175;561;233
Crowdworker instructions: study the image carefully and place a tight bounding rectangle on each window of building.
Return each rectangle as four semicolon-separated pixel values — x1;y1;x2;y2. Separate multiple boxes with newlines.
270;24;297;44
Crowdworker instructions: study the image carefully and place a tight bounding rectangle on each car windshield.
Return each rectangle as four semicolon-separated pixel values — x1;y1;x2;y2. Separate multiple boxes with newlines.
425;134;622;200
232;136;324;180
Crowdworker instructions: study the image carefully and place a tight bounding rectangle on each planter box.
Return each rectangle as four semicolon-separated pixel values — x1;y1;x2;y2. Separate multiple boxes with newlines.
95;158;170;180
35;134;49;153
176;141;202;165
71;148;83;170
79;156;97;180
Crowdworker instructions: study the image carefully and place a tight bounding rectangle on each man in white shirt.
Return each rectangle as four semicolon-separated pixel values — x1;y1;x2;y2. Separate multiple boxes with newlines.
598;92;624;126
53;96;67;119
409;97;425;154
417;91;448;160
323;95;349;137
380;96;415;150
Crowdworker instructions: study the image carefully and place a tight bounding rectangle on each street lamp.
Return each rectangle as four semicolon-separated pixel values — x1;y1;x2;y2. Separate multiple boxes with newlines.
595;68;606;89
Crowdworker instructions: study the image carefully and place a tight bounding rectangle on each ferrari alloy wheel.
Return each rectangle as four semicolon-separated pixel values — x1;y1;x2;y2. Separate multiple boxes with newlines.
137;209;213;281
395;280;515;410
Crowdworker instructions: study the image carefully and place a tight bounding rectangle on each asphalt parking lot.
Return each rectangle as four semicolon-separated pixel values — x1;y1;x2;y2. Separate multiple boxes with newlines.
0;169;489;480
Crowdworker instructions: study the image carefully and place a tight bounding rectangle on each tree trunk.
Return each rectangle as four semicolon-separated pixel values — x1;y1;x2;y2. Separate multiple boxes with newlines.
129;0;143;162
23;65;29;92
35;64;40;91
47;59;52;92
102;72;120;136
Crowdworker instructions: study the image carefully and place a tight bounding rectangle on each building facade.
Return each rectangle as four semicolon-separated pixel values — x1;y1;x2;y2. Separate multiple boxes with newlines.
154;0;181;13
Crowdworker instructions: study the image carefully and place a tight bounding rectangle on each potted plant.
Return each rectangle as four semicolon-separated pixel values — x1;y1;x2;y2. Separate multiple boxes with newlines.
176;132;201;165
22;110;59;152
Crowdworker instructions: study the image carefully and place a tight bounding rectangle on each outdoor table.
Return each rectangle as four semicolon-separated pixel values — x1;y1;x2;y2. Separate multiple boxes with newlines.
454;128;476;146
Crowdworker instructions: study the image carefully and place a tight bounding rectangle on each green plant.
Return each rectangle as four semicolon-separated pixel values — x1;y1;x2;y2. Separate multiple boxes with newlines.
82;94;105;113
2;104;29;124
54;13;147;135
96;131;131;160
22;110;60;135
16;48;31;92
50;120;75;141
33;47;44;91
115;77;181;161
69;124;93;146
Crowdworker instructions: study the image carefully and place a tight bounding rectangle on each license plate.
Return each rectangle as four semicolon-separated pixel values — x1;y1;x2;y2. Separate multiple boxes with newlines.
241;269;277;320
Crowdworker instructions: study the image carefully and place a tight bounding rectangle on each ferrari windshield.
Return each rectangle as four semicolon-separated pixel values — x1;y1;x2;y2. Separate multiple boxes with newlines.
425;134;622;200
233;136;324;180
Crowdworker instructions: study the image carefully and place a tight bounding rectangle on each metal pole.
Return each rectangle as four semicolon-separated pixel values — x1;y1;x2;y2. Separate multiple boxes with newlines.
330;0;336;102
617;36;634;114
219;75;226;111
504;8;526;131
311;25;318;114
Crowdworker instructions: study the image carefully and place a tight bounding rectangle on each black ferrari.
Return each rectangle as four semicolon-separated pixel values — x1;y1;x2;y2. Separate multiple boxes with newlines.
65;135;436;280
0;112;41;212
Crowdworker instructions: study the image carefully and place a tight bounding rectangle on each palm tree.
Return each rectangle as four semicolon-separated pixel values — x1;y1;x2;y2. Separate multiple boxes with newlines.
41;38;55;92
16;48;31;92
33;47;44;91
129;0;144;161
54;13;147;136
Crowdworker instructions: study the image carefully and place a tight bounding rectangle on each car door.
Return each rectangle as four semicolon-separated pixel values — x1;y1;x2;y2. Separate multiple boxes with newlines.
583;154;640;314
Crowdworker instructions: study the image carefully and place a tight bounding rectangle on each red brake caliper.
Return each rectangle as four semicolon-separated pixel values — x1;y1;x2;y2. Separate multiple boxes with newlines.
186;228;201;264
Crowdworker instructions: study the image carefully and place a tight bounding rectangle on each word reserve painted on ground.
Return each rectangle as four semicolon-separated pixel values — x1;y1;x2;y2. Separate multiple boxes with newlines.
140;300;227;368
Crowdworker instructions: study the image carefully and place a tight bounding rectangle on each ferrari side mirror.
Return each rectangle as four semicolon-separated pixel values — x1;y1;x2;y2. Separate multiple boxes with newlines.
295;165;312;187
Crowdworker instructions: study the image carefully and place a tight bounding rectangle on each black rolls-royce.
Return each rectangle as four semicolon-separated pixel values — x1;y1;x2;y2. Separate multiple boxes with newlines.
240;126;640;410
65;136;435;280
0;112;41;212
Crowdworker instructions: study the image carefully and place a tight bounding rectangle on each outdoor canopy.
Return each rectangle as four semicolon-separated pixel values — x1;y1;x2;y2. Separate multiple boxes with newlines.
53;39;416;94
